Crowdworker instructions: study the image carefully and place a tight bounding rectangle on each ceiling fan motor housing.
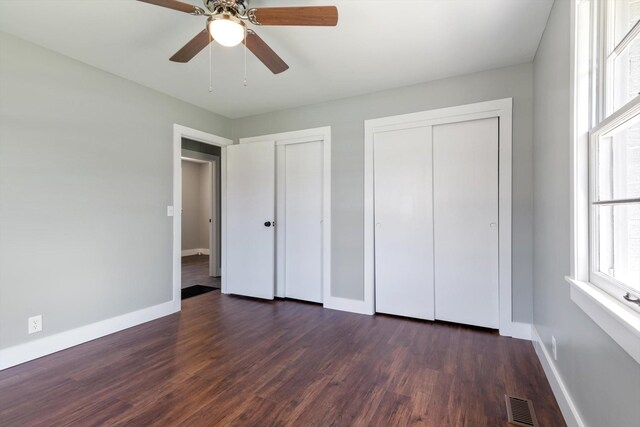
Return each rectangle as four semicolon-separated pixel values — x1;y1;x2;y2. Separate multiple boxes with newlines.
204;0;248;15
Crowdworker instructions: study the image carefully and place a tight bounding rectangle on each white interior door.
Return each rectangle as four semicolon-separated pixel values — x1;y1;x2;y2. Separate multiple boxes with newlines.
283;140;323;303
225;141;275;299
433;118;499;328
374;127;435;320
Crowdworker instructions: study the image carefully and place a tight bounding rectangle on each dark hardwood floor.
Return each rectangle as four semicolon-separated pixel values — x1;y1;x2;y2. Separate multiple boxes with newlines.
0;293;565;426
182;254;220;289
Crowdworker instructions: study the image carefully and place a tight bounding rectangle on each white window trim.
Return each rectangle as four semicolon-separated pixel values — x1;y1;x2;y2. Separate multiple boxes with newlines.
566;277;640;364
569;0;640;364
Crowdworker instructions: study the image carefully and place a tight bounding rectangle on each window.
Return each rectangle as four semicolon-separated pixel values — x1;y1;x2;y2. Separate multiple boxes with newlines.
592;115;640;297
571;0;640;364
605;0;640;115
584;0;640;312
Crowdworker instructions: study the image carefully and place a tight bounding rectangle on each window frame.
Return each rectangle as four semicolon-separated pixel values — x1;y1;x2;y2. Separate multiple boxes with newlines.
570;0;640;365
588;101;640;305
589;0;640;306
601;0;640;119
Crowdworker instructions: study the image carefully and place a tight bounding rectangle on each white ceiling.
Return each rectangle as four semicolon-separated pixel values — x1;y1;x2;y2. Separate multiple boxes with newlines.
0;0;553;119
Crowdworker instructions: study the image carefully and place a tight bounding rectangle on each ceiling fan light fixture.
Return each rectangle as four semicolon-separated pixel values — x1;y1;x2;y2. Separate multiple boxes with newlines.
209;14;246;47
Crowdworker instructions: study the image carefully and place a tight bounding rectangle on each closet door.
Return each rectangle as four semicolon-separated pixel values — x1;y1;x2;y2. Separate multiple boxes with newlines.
433;118;499;328
374;127;435;320
282;140;324;302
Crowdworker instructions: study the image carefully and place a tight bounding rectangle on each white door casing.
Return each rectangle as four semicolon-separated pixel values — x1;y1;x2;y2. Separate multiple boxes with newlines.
225;140;276;300
374;127;435;320
173;124;232;310
364;99;522;338
433;118;499;328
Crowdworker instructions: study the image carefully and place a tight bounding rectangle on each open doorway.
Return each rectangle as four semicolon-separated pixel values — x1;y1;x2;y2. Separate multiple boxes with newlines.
181;138;221;299
181;156;216;299
174;129;228;301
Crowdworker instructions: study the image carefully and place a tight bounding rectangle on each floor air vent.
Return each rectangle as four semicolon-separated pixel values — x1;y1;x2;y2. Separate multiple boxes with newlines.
505;395;539;427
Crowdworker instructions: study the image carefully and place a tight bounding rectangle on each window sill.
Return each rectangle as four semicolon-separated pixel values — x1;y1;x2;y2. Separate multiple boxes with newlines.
566;277;640;364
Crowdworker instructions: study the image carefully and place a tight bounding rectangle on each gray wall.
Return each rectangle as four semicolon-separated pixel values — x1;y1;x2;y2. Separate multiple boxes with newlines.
181;160;211;251
0;33;232;349
233;62;535;322
532;1;639;426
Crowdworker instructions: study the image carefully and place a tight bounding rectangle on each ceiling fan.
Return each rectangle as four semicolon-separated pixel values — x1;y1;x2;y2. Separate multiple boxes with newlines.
138;0;339;74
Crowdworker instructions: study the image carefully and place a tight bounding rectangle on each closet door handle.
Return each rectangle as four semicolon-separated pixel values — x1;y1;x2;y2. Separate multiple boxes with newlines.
264;221;272;227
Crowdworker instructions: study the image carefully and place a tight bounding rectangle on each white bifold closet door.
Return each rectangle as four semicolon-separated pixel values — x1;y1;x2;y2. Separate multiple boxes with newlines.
225;141;275;300
433;118;499;329
277;140;323;303
374;127;435;320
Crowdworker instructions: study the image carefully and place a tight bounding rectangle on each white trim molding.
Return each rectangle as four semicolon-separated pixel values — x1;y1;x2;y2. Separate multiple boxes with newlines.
0;301;177;370
509;322;532;341
239;127;330;147
181;248;210;257
532;327;585;427
323;296;372;316
238;127;331;305
173;124;232;303
363;98;519;337
567;277;640;364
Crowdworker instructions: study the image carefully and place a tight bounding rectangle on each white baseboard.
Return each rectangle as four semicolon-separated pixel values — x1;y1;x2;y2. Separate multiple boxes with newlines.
322;298;534;341
323;296;374;315
181;248;210;256
506;321;532;340
532;326;585;427
0;300;179;371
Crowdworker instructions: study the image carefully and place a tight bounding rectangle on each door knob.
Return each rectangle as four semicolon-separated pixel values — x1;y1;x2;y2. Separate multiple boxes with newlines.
490;222;497;228
264;221;272;227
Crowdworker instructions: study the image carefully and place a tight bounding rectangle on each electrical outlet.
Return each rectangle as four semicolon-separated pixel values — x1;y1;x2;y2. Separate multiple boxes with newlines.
28;315;42;334
552;336;557;361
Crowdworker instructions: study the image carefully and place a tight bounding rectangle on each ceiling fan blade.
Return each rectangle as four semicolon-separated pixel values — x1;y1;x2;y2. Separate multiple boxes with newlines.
170;29;212;63
243;30;289;74
137;0;205;15
249;6;338;26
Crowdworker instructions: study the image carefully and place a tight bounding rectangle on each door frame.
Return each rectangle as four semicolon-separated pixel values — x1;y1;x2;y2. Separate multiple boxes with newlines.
239;127;331;304
364;98;524;338
173;124;232;310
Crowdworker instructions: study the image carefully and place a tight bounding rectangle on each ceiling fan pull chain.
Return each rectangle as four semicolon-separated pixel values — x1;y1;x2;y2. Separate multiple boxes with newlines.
243;31;248;87
208;24;213;92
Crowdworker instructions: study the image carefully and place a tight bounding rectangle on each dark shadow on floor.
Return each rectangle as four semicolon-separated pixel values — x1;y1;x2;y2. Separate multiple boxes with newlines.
181;285;216;300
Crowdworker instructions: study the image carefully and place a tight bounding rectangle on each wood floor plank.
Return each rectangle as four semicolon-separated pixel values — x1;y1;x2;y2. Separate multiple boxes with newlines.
0;292;566;426
182;255;220;289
